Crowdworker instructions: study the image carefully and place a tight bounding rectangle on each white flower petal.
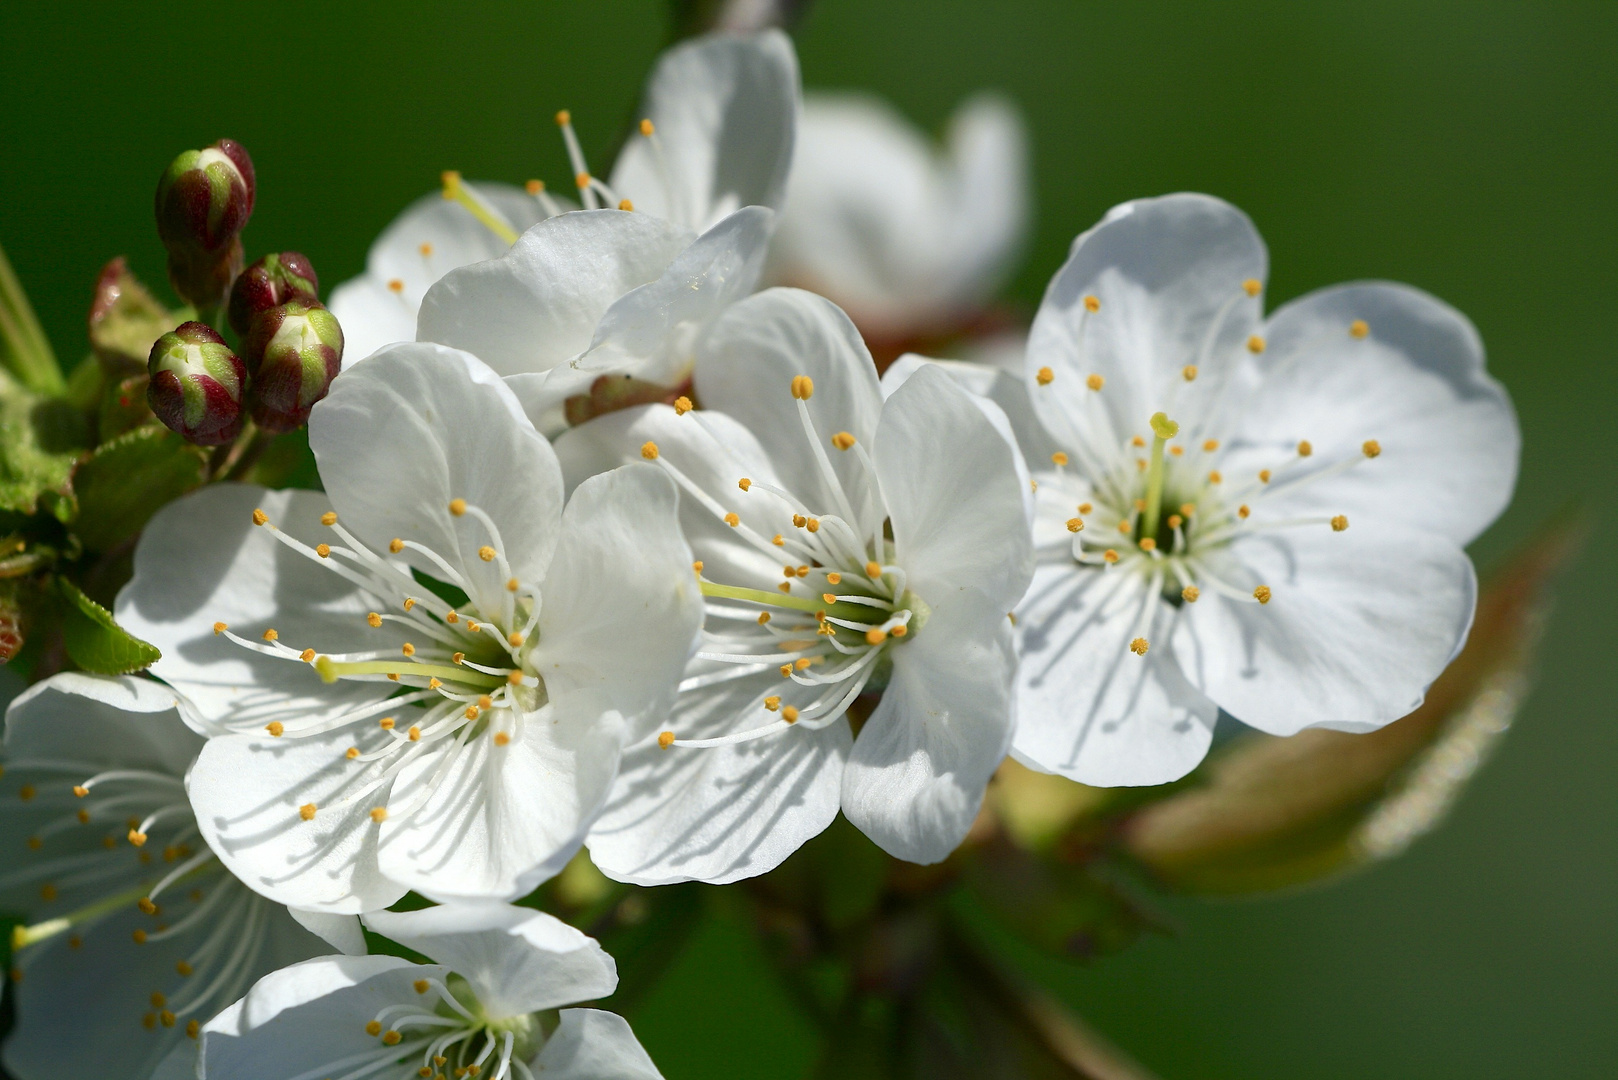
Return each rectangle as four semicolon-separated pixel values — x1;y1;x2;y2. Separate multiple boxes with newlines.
882;350;1062;473
533;1008;664;1080
417;209;692;378
187;723;410;913
201;955;434;1079
532;464;702;738
1013;565;1217;786
697;288;885;532
874;363;1033;608
1173;522;1477;735
310;341;563;619
610;29;798;232
376;690;626;902
943;93;1031;308
4;673;196;773
288;908;366;956
588;668;850;885
331;183;548;367
116;484;403;737
361;903;616;1015
842;587;1015;864
1240;281;1519;547
1026;193;1267;453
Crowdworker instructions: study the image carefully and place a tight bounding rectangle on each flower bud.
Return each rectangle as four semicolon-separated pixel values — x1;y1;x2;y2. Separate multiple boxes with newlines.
154;140;255;257
243;302;343;432
146;321;247;446
228;252;319;338
166;237;244;314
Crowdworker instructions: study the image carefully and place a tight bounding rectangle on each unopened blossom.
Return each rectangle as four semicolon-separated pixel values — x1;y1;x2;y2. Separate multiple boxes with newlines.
558;288;1033;876
766;92;1028;349
0;674;358;1080
1014;193;1518;785
115;343;702;910
201;903;661;1080
330;30;797;373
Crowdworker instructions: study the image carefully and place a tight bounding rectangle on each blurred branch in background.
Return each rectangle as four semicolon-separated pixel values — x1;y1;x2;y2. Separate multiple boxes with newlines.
670;0;812;37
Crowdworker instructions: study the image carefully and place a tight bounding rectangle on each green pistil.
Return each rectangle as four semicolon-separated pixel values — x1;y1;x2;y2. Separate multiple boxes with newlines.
1140;412;1179;543
700;580;883;625
313;656;503;689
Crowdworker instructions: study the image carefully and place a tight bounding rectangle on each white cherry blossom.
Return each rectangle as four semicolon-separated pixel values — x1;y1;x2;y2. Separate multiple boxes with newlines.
115;343;702;911
557;288;1033;876
201;903;661;1080
0;674;358;1080
1014;193;1517;785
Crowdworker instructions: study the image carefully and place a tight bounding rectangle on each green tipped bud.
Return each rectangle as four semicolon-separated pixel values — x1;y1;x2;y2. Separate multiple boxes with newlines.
154;139;255;257
146;321;247;446
228;252;319;338
243;302;343;432
165;237;244;313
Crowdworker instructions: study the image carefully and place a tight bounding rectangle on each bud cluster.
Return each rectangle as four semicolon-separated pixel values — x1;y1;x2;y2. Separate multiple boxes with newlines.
154;140;255;310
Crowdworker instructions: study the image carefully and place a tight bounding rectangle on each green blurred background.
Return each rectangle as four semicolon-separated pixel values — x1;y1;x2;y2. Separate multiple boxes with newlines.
2;1;1614;1075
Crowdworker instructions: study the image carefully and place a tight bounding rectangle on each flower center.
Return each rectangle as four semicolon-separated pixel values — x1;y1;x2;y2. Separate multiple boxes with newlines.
355;973;545;1080
641;376;926;749
2;761;268;1041
218;501;548;824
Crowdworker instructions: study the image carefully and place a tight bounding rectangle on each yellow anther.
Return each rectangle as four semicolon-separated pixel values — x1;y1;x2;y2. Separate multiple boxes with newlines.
507;631;524;647
506;670;523;686
1208;470;1223;484
448;499;467;516
1202;439;1219;452
1167;514;1183;529
1086;374;1105;391
315;543;331;558
1083;294;1101;312
831;431;856;450
822;592;838;604
478;695;492;709
1182;585;1200;603
262;628;278;642
1363;439;1382;458
1297;440;1313;457
390;539;406;553
1253;585;1273;604
725;512;740;527
379;717;396;730
763;696;782;712
507;578;520;592
252;508;268;526
265;721;285;737
1079;503;1094;514
1238;504;1250;519
212;621;227;635
407;726;421;742
1051;451;1070;467
792;514;807;528
445;612;459;623
467;621;482;634
1350;319;1370;339
132;929;147;944
638;117;657;136
1247;335;1266;354
806;518;820;533
299;803;317;821
366;612;383;629
1258;469;1271;483
1103;549;1119;564
1169;446;1184;457
791;375;815;400
366;1020;384;1036
452;652;466;664
472;545;497;563
865;628;887;645
139;897;158;915
1182;364;1198;382
1035;366;1054;386
781;705;800;724
865;561;882;578
1331;515;1349;531
640;441;659;460
618;199;634;211
891;623;908;637
414;979;430;995
780;664;793;677
795;565;809;577
1129;637;1149;656
658;731;675;749
151;991;167;1008
387;278;405;293
401;643;416;657
1118;520;1132;533
575;171;591;190
320;511;338;526
738;478;752;491
554;109;571;126
825;572;842;585
71;783;88;798
464;705;480;720
128;827;148;847
1132;435;1146;448
783;565;796;579
674;396;693;414
1139;537;1157;551
419;243;434;257
345;747;359;760
370;807;388;823
757;612;772;625
771;534;785;548
186;1019;200;1039
161;1010;176;1027
176;960;192;976
1243;278;1262;297
493;732;510;746
795;658;813;670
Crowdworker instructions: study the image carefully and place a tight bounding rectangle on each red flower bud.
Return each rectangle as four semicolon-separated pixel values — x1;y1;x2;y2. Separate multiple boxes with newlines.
146;321;247;446
243;302;343;432
228;252;319;338
154;139;255;257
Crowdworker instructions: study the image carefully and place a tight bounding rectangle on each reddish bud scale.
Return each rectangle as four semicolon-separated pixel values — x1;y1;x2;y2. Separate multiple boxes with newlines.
228;252;320;338
154;140;254;255
147;321;247;446
243;302;343;432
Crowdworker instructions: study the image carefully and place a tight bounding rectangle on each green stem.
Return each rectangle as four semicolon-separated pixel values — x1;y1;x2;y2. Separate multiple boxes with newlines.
0;240;63;395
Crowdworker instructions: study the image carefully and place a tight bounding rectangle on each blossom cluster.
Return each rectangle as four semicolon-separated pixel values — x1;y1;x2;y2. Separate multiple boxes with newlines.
0;28;1517;1080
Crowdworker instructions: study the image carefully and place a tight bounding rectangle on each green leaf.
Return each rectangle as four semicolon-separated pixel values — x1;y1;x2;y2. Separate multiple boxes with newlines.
56;577;159;673
0;371;87;518
0;241;63;395
71;426;207;552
